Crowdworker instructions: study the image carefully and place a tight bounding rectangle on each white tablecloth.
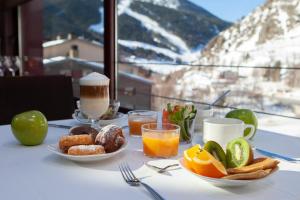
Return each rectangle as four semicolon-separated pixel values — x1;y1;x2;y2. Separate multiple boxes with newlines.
1;119;300;200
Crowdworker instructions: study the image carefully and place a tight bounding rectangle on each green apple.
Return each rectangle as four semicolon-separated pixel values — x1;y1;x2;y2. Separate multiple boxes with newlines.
225;109;258;139
11;110;48;146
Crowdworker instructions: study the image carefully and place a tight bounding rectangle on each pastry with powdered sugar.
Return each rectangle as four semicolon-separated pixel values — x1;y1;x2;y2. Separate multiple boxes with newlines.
95;125;125;153
68;145;105;155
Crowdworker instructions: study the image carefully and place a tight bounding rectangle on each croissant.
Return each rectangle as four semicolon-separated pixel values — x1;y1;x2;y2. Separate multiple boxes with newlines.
59;135;94;153
95;125;125;153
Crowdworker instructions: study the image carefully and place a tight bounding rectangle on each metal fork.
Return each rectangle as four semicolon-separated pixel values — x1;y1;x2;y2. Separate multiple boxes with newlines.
119;163;165;200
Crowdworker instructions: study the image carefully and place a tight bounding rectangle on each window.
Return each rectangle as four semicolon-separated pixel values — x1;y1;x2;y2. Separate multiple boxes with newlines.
116;0;300;133
42;0;104;98
10;0;299;132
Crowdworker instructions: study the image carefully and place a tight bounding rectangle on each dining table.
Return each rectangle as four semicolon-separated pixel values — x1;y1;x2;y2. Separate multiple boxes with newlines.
1;118;300;200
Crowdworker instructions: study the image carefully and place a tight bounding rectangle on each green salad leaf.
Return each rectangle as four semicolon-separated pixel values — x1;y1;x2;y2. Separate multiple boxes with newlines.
166;103;197;142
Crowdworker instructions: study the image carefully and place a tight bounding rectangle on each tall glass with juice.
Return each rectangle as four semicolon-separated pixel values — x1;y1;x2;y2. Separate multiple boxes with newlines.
142;123;180;158
128;110;157;136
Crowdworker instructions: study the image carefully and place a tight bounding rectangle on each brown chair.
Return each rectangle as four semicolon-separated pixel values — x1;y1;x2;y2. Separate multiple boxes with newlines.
0;75;75;125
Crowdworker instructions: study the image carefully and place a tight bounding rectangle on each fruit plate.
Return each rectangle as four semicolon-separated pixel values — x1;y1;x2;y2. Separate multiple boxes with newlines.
178;158;276;187
72;109;126;126
47;141;128;162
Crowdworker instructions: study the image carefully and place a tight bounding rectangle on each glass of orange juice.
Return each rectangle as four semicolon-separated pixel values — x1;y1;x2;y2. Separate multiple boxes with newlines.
142;123;180;158
128;110;157;136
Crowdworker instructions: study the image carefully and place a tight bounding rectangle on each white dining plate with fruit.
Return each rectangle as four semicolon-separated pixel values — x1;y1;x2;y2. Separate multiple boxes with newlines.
180;138;279;187
179;158;255;187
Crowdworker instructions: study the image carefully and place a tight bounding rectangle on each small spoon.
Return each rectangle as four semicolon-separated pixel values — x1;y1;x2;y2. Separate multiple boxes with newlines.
145;163;180;173
209;90;230;108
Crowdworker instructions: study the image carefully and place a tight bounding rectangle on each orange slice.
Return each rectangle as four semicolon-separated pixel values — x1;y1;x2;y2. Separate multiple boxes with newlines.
183;144;201;171
191;149;227;178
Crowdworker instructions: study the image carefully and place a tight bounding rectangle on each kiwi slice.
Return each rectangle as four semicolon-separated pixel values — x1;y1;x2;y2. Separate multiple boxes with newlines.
204;141;227;167
226;138;253;168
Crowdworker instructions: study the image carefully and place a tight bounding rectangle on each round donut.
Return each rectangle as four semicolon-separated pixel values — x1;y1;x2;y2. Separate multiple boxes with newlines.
69;126;98;140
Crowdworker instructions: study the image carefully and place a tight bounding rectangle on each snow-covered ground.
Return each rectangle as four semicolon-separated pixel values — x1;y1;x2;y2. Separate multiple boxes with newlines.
122;7;190;53
125;56;187;74
118;0;133;16
139;0;180;10
89;7;104;34
90;0;202;63
43;39;66;48
259;115;300;138
119;40;182;60
43;56;67;64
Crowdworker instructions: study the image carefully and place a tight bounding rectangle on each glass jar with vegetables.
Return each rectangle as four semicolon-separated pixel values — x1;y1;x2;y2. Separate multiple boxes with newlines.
162;103;197;143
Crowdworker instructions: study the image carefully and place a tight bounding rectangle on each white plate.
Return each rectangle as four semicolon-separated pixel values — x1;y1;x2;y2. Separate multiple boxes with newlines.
47;141;128;162
72;110;126;126
179;158;276;187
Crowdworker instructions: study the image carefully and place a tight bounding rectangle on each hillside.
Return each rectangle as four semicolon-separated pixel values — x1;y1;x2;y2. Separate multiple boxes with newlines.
43;0;102;42
43;0;231;63
196;0;300;68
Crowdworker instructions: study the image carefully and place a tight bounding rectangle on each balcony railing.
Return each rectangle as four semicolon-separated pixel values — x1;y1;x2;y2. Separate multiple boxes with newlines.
5;55;300;120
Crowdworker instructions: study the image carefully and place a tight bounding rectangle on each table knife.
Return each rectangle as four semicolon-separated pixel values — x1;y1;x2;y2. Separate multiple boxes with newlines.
48;124;72;129
255;148;300;163
48;124;129;130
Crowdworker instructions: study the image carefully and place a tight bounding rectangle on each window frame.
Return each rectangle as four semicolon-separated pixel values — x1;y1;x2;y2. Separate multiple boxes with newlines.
103;0;118;100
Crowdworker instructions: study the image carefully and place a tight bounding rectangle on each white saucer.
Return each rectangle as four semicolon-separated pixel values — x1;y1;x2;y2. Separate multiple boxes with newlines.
72;110;127;126
47;141;128;162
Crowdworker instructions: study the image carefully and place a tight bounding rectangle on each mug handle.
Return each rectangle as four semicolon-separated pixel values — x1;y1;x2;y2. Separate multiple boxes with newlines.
243;124;255;140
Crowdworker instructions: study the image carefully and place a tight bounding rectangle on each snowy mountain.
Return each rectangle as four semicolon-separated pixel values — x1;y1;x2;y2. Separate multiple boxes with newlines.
196;0;300;68
43;0;231;63
164;0;300;117
115;0;231;63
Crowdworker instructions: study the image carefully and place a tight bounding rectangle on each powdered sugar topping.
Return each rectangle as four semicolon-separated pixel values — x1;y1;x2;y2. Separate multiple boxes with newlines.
73;145;103;151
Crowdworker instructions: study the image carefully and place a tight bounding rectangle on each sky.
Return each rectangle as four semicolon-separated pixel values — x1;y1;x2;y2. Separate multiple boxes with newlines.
189;0;266;22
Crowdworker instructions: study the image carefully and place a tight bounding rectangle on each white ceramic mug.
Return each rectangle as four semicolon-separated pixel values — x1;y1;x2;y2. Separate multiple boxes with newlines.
203;118;255;148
